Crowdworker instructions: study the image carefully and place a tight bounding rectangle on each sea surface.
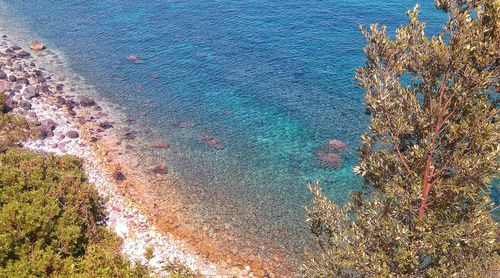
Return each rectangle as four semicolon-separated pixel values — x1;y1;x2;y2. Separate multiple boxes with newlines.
0;0;450;273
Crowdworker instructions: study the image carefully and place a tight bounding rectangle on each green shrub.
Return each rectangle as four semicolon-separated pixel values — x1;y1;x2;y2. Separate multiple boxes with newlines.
0;149;148;277
0;96;33;151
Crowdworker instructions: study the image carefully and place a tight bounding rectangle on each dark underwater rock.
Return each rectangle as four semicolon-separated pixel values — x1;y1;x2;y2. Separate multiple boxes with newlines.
315;151;342;168
112;170;126;181
152;165;168;175
79;96;96;107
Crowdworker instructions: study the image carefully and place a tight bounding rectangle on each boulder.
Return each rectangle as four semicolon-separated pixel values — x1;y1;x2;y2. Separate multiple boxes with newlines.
79;96;96;107
30;41;45;51
37;125;54;140
3;97;17;111
0;70;7;79
18;100;32;110
24;85;39;99
17;51;31;58
42;119;57;131
11;46;21;51
33;69;43;77
99;121;113;129
0;80;10;93
36;119;57;140
66;130;79;138
8;75;16;82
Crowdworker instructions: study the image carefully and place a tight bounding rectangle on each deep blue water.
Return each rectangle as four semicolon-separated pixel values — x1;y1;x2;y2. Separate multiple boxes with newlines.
0;0;450;269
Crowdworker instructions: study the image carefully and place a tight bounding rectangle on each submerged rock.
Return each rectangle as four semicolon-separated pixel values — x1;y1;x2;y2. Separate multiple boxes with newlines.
152;141;169;149
315;151;342;168
123;131;136;140
99;121;113;129
173;120;197;128
324;139;348;152
152;165;168;175
202;134;223;150
126;54;143;64
112;170;126;181
79;96;96;107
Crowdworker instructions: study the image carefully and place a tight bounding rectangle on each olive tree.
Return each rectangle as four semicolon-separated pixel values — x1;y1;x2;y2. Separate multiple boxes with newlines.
304;1;499;276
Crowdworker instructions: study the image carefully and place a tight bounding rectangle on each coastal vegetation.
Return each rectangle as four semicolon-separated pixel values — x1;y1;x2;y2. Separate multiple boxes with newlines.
0;93;33;151
0;97;151;276
305;0;499;277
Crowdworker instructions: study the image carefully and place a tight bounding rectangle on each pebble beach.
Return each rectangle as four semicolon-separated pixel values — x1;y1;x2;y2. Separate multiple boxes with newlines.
0;35;252;277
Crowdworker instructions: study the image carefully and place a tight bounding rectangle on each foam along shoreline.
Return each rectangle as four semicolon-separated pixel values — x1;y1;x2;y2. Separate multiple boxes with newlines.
0;35;251;277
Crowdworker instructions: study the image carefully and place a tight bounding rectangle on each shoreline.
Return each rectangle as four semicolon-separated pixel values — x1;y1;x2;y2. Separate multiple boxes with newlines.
0;35;251;277
0;3;307;276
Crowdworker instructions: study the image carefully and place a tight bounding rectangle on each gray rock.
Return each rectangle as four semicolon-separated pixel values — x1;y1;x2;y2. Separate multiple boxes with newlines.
99;121;113;129
42;119;57;130
0;70;7;79
3;97;17;111
24;85;39;99
17;51;31;58
37;125;54;140
8;75;16;82
19;100;32;110
0;80;10;93
66;130;79;138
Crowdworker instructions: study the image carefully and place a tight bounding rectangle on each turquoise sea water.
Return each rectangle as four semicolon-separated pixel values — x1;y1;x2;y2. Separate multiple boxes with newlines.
1;0;456;270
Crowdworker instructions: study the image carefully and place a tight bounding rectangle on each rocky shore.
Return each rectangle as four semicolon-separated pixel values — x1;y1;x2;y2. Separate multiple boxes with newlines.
0;35;251;277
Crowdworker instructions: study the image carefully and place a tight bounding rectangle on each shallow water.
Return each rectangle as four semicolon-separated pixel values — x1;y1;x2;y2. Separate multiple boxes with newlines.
0;0;449;273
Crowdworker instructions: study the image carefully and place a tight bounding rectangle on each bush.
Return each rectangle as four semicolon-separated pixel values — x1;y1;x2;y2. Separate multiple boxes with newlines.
0;94;33;151
0;149;148;277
